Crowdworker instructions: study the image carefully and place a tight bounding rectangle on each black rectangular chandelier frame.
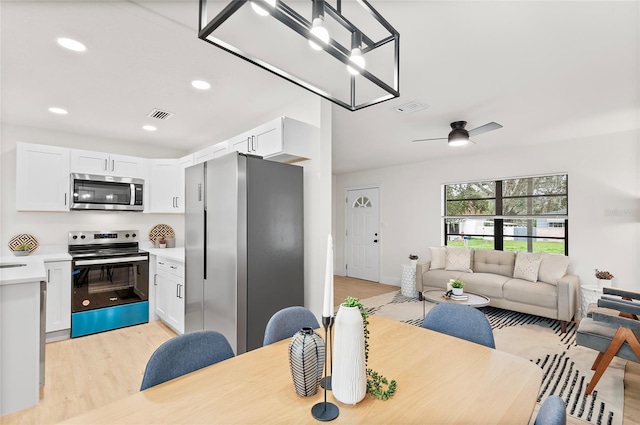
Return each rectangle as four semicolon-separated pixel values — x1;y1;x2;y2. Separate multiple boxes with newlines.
198;0;400;111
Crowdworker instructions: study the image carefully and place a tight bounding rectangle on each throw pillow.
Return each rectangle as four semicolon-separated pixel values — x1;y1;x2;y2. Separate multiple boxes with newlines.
429;247;446;270
513;251;544;282
445;247;473;273
538;253;570;284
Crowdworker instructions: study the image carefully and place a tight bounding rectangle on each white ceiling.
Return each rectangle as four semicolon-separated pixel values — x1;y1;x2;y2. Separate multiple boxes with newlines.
2;1;639;174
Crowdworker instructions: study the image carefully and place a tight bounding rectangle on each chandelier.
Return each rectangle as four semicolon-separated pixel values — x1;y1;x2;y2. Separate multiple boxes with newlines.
198;0;400;111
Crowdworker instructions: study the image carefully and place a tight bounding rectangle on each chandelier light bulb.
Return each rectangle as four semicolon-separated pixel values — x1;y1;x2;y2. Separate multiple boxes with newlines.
347;48;366;75
250;0;276;16
308;17;330;51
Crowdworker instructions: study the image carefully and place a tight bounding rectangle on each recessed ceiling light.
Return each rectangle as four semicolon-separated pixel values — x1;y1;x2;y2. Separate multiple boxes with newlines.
142;125;157;132
57;37;87;52
191;80;211;90
48;107;68;115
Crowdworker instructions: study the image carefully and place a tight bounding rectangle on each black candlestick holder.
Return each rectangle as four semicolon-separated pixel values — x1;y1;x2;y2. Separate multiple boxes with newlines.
311;315;338;421
320;316;333;390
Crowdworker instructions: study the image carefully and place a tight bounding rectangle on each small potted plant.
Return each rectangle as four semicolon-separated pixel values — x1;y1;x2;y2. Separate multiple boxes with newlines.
450;279;464;295
408;254;418;267
595;269;614;288
13;243;31;256
158;238;167;249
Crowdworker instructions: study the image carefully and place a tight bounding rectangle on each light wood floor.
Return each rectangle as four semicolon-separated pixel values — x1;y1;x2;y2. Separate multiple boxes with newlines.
2;276;638;425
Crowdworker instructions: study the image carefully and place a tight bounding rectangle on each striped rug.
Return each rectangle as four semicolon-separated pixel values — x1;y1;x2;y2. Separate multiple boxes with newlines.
358;291;625;425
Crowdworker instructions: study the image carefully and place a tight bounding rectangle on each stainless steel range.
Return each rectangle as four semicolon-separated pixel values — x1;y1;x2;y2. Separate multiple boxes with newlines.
69;230;149;338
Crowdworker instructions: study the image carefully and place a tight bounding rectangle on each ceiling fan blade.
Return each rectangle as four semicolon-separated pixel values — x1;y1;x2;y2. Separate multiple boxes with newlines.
468;122;503;137
411;137;447;143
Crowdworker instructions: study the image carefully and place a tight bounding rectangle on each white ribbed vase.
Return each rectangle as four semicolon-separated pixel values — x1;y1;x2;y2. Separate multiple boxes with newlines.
332;305;367;405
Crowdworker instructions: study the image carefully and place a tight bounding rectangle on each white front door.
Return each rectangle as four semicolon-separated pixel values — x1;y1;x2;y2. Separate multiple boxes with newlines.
345;188;380;282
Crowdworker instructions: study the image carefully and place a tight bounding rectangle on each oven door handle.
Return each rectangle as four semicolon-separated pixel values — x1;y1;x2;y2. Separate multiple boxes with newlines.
74;256;148;266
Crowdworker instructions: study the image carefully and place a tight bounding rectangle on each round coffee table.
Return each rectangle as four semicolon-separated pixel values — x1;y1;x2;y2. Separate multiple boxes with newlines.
422;290;490;320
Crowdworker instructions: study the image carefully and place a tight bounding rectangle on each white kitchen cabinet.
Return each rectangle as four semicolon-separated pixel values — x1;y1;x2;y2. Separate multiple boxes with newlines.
70;149;146;178
228;117;315;163
45;260;71;334
154;257;184;334
194;140;228;164
147;159;183;213
16;142;71;211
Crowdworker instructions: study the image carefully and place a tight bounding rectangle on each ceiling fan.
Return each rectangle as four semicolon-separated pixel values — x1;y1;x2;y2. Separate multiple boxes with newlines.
412;121;503;146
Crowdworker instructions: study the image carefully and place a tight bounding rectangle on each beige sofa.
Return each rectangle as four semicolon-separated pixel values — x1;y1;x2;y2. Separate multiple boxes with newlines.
416;248;580;332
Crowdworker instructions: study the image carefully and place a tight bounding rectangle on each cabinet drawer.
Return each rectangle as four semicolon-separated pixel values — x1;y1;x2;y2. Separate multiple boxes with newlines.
156;257;184;278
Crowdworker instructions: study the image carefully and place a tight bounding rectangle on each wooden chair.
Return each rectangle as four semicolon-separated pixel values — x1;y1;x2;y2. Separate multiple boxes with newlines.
576;287;640;395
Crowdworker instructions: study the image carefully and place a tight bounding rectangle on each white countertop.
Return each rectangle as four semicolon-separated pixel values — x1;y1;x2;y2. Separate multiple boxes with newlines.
144;247;185;262
0;246;71;286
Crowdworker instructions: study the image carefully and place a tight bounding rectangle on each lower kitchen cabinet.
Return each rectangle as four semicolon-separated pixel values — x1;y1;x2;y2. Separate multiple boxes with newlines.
45;260;71;335
154;257;184;334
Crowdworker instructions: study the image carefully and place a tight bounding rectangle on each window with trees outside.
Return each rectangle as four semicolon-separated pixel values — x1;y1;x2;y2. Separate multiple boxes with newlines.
444;174;568;254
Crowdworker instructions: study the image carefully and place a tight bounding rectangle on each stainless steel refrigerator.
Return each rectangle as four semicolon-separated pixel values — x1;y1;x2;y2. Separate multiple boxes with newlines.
184;152;304;354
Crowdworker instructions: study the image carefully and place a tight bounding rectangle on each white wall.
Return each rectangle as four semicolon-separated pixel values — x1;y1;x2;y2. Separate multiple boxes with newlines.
333;130;640;292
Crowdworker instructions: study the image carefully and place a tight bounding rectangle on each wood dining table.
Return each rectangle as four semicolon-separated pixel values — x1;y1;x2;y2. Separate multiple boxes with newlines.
61;315;542;424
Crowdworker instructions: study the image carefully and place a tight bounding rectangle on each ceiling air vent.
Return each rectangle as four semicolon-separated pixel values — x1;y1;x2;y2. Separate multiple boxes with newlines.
146;108;174;120
391;100;429;114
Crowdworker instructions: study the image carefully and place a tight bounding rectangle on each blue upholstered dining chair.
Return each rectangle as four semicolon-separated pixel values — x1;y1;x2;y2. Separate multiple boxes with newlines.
263;306;320;346
534;395;567;425
140;330;234;391
421;303;496;348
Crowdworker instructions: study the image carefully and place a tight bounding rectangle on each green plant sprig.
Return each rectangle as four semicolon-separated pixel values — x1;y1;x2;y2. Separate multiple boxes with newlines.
342;296;397;400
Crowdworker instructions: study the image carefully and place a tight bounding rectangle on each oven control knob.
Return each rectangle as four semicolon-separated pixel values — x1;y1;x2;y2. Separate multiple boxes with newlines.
80;235;86;239
132;233;137;238
125;234;130;238
72;235;78;240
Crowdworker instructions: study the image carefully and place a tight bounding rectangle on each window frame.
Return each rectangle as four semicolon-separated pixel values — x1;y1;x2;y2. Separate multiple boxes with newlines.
443;174;569;255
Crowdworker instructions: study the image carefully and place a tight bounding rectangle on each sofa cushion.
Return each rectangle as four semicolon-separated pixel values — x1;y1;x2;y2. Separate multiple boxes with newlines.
429;247;446;270
513;251;543;282
459;273;508;299
445;247;473;273
503;278;557;309
421;269;464;290
472;249;515;277
538;253;570;285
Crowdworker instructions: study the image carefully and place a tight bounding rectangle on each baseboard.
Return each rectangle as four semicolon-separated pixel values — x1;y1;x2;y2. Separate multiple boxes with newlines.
46;329;70;343
380;276;400;286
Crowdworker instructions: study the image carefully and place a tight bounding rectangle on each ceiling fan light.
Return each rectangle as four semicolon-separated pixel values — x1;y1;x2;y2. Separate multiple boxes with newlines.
448;129;469;146
250;0;276;16
309;17;329;51
347;48;366;75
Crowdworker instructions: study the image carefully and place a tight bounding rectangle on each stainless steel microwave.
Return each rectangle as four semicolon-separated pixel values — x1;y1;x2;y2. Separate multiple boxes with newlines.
71;174;144;211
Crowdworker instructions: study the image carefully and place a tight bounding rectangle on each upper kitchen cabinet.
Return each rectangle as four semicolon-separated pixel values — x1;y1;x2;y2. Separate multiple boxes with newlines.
70;149;146;178
16;142;70;211
193;141;228;164
228;117;314;163
148;159;183;213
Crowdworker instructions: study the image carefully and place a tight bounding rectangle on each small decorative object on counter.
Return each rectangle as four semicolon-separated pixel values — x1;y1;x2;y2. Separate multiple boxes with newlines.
595;269;614;288
13;243;31;256
8;233;39;255
450;279;464;295
288;327;325;397
409;254;418;267
158;238;167;248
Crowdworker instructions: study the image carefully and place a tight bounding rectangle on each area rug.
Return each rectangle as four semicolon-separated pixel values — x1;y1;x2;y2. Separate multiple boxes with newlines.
358;291;625;425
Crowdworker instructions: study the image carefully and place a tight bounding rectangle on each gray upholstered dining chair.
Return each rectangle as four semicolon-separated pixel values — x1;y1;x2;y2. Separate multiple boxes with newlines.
534;395;567;425
140;330;234;390
263;306;320;346
576;287;640;395
421;303;495;348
